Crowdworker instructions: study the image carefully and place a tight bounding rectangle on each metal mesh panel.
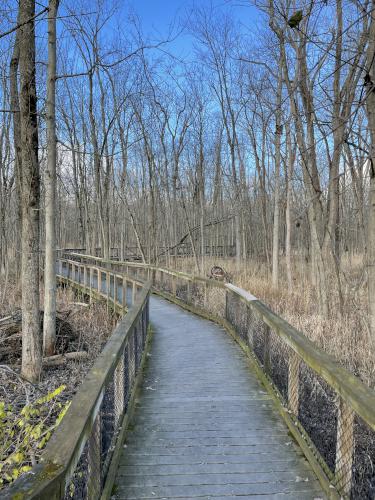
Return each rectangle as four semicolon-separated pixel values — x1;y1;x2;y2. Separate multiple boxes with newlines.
123;345;130;410
57;261;375;499
86;413;102;499
205;285;226;318
225;291;248;343
101;379;115;481
156;271;171;294
50;261;150;499
176;278;188;302
63;442;88;499
246;304;267;366
352;413;375;499
269;328;290;401
134;326;140;371
298;363;337;472
191;282;204;309
128;331;136;389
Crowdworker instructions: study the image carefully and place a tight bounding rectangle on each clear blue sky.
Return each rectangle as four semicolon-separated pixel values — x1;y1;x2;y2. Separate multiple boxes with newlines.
128;0;261;59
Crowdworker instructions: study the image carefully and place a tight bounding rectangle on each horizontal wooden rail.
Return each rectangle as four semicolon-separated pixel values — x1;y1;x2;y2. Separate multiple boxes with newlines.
63;251;375;499
5;259;151;500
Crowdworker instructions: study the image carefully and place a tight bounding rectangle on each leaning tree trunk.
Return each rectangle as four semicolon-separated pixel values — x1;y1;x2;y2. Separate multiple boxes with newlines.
19;0;42;381
43;0;59;356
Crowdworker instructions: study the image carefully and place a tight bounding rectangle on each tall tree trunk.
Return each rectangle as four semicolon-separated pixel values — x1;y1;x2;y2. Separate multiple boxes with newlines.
9;10;22;278
43;0;59;356
365;0;375;346
19;0;42;382
285;121;295;290
272;69;282;288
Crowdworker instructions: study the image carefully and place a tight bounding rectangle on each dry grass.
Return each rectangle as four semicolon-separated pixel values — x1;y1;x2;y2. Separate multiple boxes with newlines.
173;255;375;387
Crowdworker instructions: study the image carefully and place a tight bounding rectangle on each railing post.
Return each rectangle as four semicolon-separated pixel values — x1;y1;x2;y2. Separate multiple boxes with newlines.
288;352;300;415
263;325;271;375
160;269;164;289
106;271;110;311
172;276;176;297
114;275;118;306
87;413;101;500
122;277;127;309
204;282;208;309
83;265;87;288
98;269;102;294
89;267;92;302
187;280;191;303
132;281;136;305
335;397;354;496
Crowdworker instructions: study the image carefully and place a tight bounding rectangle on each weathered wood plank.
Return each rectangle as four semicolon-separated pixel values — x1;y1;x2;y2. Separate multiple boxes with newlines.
114;296;325;499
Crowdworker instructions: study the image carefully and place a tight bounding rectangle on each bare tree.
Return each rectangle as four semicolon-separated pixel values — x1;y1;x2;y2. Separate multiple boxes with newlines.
19;0;42;381
43;0;59;356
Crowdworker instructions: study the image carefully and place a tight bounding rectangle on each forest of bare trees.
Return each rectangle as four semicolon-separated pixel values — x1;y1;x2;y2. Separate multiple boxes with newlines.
1;0;375;381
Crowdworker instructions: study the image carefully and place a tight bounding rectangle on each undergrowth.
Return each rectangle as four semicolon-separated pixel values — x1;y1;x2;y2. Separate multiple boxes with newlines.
0;283;114;488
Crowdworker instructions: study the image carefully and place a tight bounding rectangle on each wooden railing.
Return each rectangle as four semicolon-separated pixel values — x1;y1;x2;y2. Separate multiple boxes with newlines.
5;258;151;500
64;252;375;500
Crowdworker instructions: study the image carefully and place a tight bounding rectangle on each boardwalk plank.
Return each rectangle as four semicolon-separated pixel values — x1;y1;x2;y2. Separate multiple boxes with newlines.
114;296;325;499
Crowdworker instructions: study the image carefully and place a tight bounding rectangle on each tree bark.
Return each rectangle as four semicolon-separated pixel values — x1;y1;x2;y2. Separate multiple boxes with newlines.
365;0;375;347
9;10;22;278
272;68;282;288
43;0;59;356
19;0;42;382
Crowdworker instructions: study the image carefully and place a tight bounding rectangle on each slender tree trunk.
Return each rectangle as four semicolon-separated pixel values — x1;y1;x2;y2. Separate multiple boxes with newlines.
9;11;22;278
43;0;59;356
19;0;42;382
365;0;375;347
285;121;294;290
272;69;282;288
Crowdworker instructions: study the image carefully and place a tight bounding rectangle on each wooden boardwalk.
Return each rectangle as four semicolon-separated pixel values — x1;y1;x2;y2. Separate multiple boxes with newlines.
114;296;325;499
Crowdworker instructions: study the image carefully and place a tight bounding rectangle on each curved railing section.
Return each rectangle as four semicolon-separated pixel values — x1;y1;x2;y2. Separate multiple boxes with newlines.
6;257;151;500
64;251;375;500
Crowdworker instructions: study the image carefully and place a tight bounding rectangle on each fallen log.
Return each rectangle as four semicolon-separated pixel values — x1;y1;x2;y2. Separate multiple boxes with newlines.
43;351;89;367
0;309;76;349
10;351;89;368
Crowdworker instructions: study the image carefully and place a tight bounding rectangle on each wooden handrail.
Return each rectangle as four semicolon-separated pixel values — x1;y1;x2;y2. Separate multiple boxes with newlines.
63;252;375;431
225;284;375;431
59;252;375;498
5;260;151;500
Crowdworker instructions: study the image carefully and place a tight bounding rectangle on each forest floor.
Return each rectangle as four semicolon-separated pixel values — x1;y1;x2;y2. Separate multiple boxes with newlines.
0;279;115;488
174;255;375;388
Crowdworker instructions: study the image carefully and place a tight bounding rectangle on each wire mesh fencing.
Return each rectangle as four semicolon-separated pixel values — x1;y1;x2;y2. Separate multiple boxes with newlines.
60;254;375;499
6;259;151;500
223;287;375;500
142;263;375;500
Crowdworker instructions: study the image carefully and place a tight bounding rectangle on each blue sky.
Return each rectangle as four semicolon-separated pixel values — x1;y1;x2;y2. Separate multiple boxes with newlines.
128;0;261;59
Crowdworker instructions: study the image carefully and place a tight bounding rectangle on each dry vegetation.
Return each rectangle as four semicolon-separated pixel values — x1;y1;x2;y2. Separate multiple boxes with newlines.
0;279;115;487
174;256;375;388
